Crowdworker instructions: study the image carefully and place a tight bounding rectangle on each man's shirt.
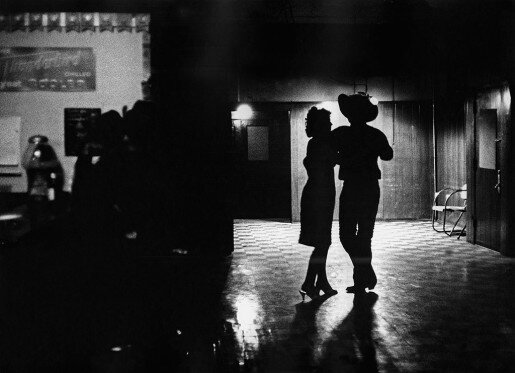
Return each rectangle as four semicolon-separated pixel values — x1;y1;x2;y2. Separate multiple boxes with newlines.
332;124;393;180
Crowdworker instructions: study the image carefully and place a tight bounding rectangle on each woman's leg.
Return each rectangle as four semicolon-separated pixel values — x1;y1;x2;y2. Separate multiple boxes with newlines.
312;245;331;288
302;246;320;290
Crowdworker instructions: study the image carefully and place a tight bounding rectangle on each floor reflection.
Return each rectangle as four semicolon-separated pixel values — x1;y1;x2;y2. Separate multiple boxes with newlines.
317;292;380;372
2;220;515;371
226;220;515;372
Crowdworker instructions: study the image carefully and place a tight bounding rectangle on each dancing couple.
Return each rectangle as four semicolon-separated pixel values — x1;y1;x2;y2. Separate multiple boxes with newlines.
299;93;393;301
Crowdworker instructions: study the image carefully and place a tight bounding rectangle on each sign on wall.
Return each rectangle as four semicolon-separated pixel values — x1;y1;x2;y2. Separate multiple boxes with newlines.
64;108;101;156
0;47;96;91
0;116;21;167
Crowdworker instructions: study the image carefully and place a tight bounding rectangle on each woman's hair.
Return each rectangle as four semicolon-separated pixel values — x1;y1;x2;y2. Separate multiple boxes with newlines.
306;107;331;136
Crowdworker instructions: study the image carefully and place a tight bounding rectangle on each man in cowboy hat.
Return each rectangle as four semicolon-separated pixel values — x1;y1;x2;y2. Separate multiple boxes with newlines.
332;92;393;293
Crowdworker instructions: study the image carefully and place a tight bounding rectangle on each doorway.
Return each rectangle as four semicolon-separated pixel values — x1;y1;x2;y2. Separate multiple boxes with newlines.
231;109;291;220
466;85;510;252
474;108;501;250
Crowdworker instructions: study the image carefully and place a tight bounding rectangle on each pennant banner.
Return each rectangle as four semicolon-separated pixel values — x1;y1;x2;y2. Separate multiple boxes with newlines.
29;13;43;32
47;13;61;32
66;13;80;33
0;13;150;33
80;13;95;32
11;13;26;32
0;14;9;31
116;13;133;33
99;13;114;32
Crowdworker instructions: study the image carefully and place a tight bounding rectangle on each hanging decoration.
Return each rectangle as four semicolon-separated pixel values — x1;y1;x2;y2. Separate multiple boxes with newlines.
0;14;9;32
135;14;150;33
80;13;95;32
11;13;26;32
29;13;43;32
99;13;114;32
66;13;81;33
0;13;150;34
116;13;133;33
47;13;61;32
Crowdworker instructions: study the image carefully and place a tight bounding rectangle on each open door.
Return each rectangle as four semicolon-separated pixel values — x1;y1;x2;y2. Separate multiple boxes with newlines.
466;85;511;253
231;110;291;220
474;108;501;250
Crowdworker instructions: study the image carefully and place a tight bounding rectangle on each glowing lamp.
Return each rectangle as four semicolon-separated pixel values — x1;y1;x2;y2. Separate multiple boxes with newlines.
235;104;253;120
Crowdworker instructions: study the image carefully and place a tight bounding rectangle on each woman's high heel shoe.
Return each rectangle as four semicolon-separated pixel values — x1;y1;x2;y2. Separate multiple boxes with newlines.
299;285;319;301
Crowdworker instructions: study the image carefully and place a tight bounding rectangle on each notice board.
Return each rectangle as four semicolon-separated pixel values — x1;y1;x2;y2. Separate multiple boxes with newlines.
247;126;269;161
0;47;96;92
0;116;21;167
64;108;101;156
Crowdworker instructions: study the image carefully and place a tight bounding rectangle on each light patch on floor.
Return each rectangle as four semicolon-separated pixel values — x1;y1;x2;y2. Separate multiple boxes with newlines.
218;220;515;372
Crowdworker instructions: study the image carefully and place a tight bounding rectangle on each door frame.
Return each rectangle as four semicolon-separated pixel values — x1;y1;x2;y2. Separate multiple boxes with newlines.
231;105;292;220
466;83;512;255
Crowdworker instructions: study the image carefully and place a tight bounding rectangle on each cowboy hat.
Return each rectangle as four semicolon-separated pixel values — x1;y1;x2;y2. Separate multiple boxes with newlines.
338;92;378;123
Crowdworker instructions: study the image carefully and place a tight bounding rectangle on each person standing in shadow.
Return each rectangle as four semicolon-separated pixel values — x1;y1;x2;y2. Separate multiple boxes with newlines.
332;93;393;293
299;107;338;301
71;110;124;251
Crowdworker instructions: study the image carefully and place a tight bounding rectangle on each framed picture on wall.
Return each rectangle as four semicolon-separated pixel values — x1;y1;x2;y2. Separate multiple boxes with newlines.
64;108;101;156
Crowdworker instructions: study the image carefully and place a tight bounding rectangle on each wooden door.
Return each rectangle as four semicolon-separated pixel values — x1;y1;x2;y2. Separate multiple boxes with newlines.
474;108;501;250
232;111;291;219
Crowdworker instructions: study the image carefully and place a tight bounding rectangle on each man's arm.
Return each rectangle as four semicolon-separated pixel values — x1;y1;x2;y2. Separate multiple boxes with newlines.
379;132;393;161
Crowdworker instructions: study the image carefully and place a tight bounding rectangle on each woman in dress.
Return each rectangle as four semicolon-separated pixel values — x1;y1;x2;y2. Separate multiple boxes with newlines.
299;107;337;300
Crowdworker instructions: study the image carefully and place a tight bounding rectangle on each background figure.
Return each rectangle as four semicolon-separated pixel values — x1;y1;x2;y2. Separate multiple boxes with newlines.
105;100;158;245
71;110;124;250
333;93;393;293
299;107;337;300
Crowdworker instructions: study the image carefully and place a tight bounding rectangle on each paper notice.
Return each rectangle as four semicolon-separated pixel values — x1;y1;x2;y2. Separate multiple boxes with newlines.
0;116;21;166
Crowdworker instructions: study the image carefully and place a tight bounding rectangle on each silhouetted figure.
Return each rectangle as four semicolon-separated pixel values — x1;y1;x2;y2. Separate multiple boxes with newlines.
299;107;338;301
105;100;158;244
333;93;393;293
71;110;124;249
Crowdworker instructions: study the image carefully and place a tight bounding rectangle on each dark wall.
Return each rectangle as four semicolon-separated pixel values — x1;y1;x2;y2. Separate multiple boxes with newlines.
150;15;236;255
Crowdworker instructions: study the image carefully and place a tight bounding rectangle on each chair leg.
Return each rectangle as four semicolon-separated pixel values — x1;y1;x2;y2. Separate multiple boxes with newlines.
432;211;445;233
457;223;466;240
449;211;465;237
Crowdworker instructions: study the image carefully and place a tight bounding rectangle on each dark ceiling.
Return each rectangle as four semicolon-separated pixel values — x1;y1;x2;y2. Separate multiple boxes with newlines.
1;0;513;79
0;0;512;22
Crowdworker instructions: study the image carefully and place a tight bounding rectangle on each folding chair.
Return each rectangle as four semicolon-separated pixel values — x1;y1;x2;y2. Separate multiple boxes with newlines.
431;186;467;239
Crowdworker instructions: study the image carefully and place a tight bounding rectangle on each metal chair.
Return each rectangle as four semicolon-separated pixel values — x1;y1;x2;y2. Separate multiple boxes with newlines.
431;186;467;239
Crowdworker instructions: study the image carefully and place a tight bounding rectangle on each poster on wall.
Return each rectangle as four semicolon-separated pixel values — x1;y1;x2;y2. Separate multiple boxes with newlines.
0;47;96;92
64;108;101;156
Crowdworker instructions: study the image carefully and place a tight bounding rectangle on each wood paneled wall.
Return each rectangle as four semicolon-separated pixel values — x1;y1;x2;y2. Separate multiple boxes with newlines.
435;98;467;192
376;102;434;220
433;96;467;228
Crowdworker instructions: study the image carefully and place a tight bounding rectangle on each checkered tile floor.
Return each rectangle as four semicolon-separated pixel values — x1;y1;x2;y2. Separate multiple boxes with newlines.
218;220;515;372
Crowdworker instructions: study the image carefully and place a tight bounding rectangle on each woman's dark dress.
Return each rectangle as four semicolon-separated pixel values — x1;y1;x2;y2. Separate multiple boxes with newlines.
299;135;336;247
